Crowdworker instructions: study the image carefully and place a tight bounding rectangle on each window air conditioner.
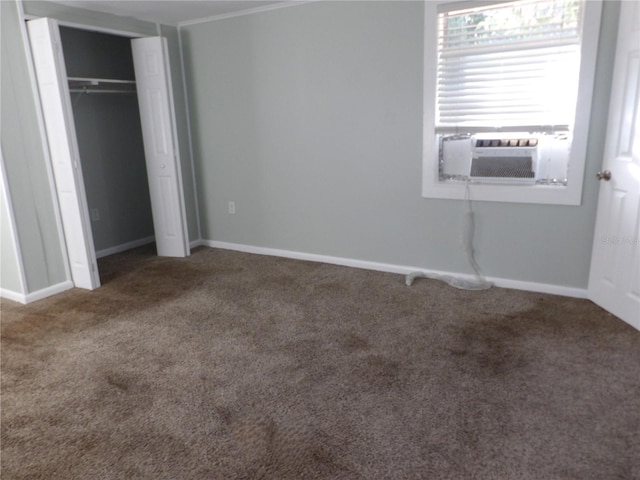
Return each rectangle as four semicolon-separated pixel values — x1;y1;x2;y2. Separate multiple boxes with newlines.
439;133;570;185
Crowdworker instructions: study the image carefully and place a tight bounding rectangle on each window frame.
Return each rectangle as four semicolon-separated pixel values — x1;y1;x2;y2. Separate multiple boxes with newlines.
421;0;603;205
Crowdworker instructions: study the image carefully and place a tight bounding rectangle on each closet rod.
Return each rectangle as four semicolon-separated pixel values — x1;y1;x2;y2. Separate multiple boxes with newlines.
70;88;136;94
67;76;136;85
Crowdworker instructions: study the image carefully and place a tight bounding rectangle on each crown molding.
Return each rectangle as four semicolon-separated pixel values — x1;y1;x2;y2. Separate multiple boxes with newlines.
178;1;318;28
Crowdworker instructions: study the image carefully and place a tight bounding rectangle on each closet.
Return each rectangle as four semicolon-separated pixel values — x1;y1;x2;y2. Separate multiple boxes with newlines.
61;26;155;259
27;18;190;290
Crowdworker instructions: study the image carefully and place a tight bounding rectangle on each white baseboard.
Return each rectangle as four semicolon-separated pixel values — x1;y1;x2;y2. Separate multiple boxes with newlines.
1;242;588;304
202;240;588;299
1;280;74;304
95;236;155;259
489;278;587;299
0;288;27;304
25;281;74;303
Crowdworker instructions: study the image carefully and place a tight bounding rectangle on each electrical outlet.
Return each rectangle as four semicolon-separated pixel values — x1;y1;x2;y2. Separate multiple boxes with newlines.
228;201;236;215
90;208;100;221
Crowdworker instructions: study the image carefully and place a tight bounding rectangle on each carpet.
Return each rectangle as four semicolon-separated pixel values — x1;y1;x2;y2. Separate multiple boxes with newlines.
1;245;639;479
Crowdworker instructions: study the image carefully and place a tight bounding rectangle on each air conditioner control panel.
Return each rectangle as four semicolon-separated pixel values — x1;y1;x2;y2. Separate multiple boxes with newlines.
474;138;538;148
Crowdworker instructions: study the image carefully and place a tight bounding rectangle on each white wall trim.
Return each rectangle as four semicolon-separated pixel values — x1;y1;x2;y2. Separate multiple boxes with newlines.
178;1;317;27
1;238;588;302
22;13;147;38
202;240;588;299
95;236;155;259
488;277;587;299
1;280;74;304
0;288;27;304
24;280;74;303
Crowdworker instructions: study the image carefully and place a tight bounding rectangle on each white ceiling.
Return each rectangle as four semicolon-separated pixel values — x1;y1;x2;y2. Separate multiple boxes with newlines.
51;1;291;26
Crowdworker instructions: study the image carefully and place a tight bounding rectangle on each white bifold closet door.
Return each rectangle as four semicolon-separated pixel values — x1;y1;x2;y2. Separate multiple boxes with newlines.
27;18;100;290
131;37;189;258
27;18;189;290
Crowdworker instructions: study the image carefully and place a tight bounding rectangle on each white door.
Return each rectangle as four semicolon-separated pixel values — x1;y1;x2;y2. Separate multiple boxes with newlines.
131;37;189;258
588;1;640;331
27;18;100;290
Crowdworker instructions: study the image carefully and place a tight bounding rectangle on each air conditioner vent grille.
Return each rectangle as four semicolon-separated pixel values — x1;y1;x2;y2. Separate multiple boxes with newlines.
470;156;535;178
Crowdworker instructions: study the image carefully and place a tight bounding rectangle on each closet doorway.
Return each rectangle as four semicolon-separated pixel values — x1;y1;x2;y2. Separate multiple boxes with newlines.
27;18;190;290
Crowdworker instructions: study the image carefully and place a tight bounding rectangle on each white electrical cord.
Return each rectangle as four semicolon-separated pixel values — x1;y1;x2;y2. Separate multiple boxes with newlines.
406;181;492;290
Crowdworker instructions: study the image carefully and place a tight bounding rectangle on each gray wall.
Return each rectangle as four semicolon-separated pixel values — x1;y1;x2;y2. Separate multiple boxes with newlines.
1;0;68;292
61;26;155;253
181;0;619;289
1;165;24;295
71;95;155;252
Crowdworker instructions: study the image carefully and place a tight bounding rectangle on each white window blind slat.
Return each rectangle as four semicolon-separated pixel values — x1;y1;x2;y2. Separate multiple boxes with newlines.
436;0;584;131
439;44;578;67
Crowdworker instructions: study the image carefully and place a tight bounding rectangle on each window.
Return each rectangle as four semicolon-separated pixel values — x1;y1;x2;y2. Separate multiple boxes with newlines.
422;0;603;205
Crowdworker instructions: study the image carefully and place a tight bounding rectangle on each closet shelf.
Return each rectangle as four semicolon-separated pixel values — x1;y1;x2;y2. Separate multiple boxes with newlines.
68;77;136;94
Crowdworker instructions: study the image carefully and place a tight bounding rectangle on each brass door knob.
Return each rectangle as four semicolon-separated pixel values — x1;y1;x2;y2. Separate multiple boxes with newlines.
596;170;612;181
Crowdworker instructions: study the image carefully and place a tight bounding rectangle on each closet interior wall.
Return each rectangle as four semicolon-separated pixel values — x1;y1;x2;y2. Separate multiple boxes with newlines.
60;26;154;256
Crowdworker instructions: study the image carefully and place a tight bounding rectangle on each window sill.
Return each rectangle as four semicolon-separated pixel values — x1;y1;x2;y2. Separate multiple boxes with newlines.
421;179;582;206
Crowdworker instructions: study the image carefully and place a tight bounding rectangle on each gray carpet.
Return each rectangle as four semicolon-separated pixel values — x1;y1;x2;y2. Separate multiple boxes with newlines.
1;245;639;479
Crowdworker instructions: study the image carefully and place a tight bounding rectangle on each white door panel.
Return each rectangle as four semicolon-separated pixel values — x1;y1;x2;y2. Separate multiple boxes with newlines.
27;18;99;290
131;37;189;258
588;1;640;330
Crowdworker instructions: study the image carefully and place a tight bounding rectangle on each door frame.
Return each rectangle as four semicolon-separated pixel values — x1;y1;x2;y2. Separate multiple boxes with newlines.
26;17;190;289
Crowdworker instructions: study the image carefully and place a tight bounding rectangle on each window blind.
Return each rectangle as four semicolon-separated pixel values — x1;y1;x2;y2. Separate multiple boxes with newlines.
436;0;584;133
